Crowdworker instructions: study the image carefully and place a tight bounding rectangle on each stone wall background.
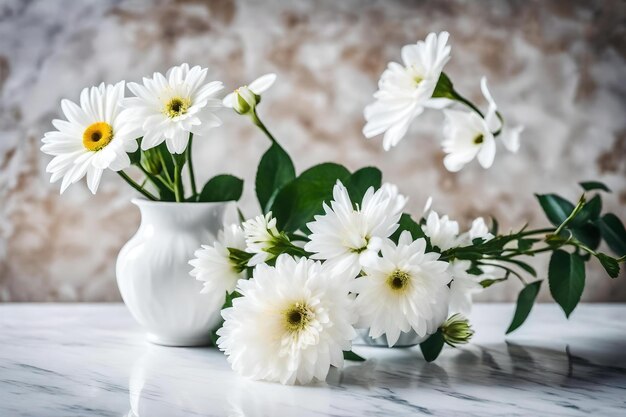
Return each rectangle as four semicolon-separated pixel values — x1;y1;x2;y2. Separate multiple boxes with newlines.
0;0;624;302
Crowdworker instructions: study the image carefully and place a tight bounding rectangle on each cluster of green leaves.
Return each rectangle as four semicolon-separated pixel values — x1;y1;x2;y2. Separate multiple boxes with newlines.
507;181;625;333
254;141;383;233
128;138;244;203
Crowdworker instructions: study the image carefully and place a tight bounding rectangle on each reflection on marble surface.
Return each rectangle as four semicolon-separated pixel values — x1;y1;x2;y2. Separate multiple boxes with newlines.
1;304;625;416
0;0;625;302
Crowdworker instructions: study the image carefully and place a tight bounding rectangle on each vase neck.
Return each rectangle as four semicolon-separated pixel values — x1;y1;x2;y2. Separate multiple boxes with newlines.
133;200;226;230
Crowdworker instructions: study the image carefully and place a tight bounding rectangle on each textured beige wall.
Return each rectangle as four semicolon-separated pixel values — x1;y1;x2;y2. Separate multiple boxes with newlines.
0;0;624;301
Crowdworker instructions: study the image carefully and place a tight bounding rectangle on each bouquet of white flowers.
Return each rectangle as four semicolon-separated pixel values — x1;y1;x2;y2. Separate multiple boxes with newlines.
41;32;625;386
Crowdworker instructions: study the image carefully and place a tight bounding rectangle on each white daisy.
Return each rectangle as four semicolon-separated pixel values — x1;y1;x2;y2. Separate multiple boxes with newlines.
363;32;452;150
242;212;283;266
41;81;139;194
223;73;276;114
189;223;247;304
353;231;451;346
423;211;460;251
441;108;496;172
124;63;223;154
305;181;407;279
217;255;357;385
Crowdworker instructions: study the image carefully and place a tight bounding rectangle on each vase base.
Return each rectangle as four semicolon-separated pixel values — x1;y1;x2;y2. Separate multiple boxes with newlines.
147;333;212;347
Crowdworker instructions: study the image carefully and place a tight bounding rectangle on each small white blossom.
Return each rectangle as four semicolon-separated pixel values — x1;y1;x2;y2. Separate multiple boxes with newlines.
189;223;247;306
423;211;460;251
242;212;281;266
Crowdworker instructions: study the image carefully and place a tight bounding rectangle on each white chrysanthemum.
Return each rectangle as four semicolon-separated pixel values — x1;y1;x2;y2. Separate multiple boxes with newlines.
189;223;246;305
352;231;451;346
217;255;357;385
223;73;276;114
41;81;139;194
242;212;281;266
423;210;460;251
305;181;407;279
363;32;452;150
124;63;223;154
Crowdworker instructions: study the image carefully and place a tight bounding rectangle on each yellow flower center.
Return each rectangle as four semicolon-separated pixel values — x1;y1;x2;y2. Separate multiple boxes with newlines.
413;75;424;86
387;269;411;292
283;302;313;333
164;97;191;118
473;134;484;145
82;122;113;151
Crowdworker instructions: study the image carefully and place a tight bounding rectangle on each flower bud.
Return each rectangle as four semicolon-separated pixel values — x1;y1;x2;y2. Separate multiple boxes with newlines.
441;313;474;347
232;86;260;115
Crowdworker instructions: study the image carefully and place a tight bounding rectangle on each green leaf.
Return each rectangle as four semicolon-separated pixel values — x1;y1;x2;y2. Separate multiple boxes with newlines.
535;194;575;227
420;329;445;362
343;350;366;362
579;181;611;193
432;72;454;99
391;213;426;243
518;238;539;252
595;213;626;257
271;163;351;232
548;250;585;318
346;167;382;204
506;280;542;334
595;253;620;278
255;142;296;213
572;223;602;251
199;174;244;202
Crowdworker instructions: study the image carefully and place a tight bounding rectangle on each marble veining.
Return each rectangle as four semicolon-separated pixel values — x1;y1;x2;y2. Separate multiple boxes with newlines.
1;304;625;416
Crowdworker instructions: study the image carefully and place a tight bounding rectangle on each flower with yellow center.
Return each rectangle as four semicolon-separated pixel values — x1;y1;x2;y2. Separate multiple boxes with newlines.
217;255;357;385
123;63;224;154
363;31;452;150
41;81;140;194
352;231;452;347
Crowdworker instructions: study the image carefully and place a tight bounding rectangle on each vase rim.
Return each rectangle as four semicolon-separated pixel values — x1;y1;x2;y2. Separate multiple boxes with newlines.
131;198;229;208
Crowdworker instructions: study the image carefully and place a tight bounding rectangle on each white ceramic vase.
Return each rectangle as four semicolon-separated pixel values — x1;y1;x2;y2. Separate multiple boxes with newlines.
116;199;228;347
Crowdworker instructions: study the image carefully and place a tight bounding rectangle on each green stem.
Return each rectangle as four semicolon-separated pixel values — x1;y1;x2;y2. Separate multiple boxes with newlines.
117;171;158;201
451;90;484;118
137;164;174;192
450;89;504;137
554;194;586;236
173;156;185;202
186;133;198;200
250;109;278;143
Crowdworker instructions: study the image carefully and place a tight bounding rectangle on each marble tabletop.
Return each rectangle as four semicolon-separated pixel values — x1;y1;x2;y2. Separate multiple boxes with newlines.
0;304;625;417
